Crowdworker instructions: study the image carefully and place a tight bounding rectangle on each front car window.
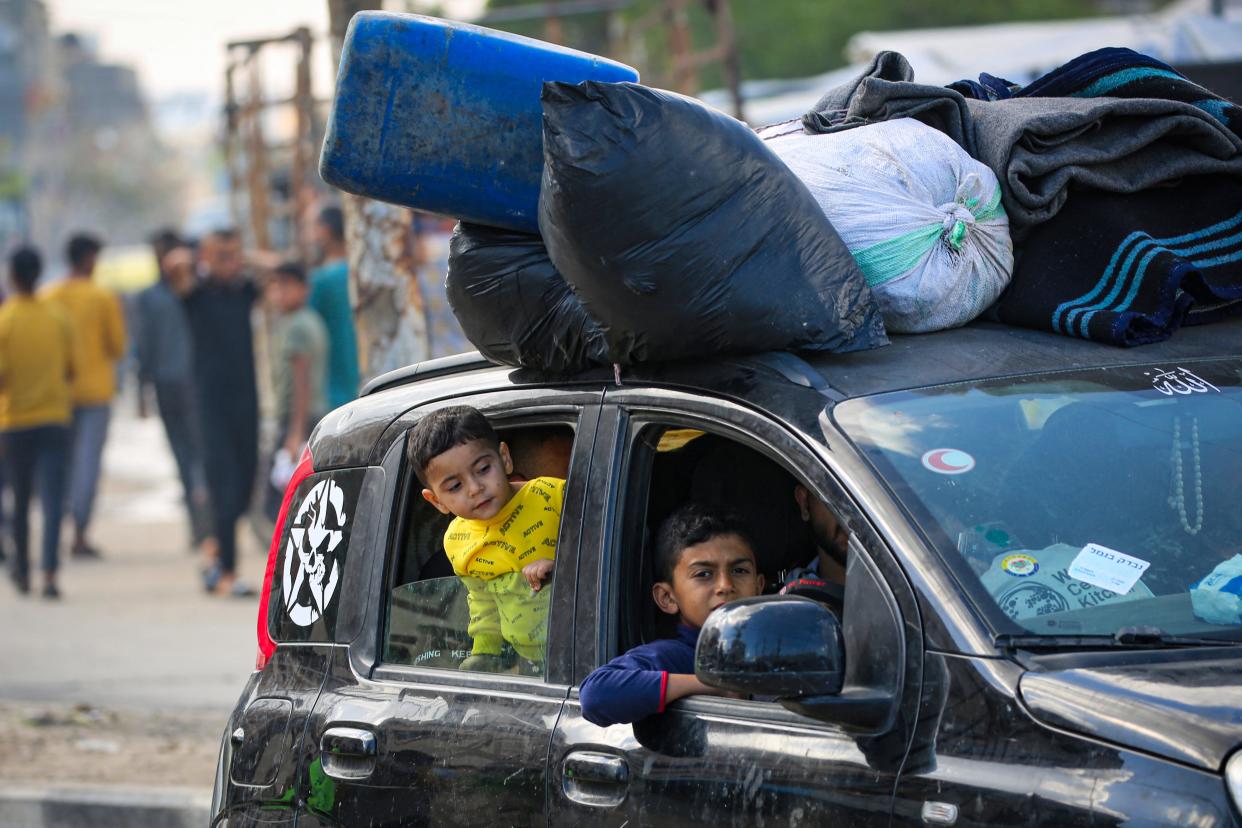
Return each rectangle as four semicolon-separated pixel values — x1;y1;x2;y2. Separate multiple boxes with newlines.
834;360;1242;638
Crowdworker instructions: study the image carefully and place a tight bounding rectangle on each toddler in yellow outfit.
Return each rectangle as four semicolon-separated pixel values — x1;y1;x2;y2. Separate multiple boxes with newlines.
410;405;562;673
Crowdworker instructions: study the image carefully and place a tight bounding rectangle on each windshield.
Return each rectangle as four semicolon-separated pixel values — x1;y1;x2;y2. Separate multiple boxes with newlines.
833;360;1242;640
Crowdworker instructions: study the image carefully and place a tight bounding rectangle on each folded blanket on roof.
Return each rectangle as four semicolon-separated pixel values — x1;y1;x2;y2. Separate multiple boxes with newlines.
801;50;1242;238
989;176;1242;346
801;52;977;155
951;47;1242;138
967;95;1242;237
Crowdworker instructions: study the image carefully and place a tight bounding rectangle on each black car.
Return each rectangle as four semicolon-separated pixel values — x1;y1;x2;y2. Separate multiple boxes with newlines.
212;318;1242;827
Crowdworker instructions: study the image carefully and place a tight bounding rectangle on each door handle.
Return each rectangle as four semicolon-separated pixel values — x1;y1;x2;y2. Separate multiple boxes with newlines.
562;750;629;807
320;726;377;781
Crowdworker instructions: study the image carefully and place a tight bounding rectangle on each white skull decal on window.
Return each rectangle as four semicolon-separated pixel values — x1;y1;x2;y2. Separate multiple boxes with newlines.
282;478;347;627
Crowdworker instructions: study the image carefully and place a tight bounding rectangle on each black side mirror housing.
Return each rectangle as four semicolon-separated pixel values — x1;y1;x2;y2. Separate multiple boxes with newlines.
695;595;844;698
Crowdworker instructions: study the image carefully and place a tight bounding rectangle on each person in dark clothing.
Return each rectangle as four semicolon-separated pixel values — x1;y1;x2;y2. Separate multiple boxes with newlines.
180;228;258;597
578;504;764;727
778;483;849;612
135;232;215;556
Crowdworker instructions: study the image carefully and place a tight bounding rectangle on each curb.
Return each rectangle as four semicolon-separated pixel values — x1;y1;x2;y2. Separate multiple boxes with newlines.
0;783;210;828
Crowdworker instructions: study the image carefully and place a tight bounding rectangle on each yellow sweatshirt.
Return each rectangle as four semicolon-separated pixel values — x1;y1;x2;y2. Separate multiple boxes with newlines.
0;296;73;430
42;278;126;406
443;477;564;659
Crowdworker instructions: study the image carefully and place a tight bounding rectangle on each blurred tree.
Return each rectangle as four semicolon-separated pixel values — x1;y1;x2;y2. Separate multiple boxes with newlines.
724;0;1102;83
326;0;429;386
481;0;1115;89
480;0;615;55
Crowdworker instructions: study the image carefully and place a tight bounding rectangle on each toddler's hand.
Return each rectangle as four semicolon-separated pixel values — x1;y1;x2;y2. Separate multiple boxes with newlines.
523;559;554;591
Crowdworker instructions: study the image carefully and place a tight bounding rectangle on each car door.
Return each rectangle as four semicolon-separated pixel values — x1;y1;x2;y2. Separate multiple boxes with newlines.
547;387;925;827
298;389;602;827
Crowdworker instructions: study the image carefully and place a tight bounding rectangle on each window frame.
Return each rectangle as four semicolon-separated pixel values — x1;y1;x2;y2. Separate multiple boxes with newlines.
364;391;602;691
579;389;919;732
600;407;852;664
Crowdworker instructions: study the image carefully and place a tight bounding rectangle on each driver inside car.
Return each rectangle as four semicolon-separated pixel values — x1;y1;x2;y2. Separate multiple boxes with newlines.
779;483;849;612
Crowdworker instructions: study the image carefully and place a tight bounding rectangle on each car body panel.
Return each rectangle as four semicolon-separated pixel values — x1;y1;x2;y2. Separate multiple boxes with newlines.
802;318;1242;399
895;652;1237;826
1020;648;1242;772
212;647;335;826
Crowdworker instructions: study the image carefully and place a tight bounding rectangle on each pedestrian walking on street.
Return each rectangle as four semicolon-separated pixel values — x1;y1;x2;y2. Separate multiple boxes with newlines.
134;231;215;557
181;229;258;597
0;273;7;565
271;260;328;461
0;247;73;598
308;205;360;410
43;232;126;560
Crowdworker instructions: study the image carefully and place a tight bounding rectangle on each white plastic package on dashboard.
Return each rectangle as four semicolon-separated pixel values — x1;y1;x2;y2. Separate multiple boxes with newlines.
1190;554;1242;626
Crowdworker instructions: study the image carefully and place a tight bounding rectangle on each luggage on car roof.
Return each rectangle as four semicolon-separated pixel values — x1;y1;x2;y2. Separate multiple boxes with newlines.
319;12;638;233
446;222;610;374
539;80;888;366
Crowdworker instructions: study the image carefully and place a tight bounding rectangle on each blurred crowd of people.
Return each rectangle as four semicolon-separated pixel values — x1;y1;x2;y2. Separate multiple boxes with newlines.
0;205;368;600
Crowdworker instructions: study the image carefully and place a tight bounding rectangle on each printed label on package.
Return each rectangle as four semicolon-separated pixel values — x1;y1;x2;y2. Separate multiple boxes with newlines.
1067;543;1150;596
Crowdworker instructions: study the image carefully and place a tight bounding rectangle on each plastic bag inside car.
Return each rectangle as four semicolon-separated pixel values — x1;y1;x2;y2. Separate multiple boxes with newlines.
446;222;610;373
538;81;888;365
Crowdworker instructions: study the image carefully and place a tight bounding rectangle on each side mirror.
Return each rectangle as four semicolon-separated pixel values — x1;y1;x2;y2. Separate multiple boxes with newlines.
695;595;844;698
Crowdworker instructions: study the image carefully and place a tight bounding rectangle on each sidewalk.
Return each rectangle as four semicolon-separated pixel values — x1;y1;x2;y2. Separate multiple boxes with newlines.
0;401;264;821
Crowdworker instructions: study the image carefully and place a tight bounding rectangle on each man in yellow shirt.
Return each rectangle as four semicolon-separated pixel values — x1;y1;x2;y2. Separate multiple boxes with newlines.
0;247;73;597
43;233;125;559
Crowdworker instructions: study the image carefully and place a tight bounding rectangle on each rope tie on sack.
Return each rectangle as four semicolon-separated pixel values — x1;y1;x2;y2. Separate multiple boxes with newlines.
851;180;1006;288
938;203;976;253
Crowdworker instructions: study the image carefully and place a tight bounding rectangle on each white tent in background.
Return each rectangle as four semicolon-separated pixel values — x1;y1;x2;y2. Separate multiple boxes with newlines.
846;0;1242;86
704;0;1242;127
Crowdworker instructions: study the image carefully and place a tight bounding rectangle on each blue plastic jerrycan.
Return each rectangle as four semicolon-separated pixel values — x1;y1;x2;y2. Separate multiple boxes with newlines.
320;12;639;233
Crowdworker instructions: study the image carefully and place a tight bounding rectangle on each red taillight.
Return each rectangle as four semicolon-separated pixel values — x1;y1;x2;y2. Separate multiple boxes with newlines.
255;446;315;670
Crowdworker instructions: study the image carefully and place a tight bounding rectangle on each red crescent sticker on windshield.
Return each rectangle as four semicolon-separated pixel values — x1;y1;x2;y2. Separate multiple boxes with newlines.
921;448;975;475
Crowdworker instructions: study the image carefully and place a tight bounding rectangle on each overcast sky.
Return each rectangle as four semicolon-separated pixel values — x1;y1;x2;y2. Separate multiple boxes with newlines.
49;0;485;101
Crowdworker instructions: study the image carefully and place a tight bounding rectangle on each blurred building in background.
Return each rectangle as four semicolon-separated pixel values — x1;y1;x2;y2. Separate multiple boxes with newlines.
0;0;55;252
0;0;182;271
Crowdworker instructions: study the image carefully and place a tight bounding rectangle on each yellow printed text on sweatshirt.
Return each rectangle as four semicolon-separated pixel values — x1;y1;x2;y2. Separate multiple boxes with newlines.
443;476;564;580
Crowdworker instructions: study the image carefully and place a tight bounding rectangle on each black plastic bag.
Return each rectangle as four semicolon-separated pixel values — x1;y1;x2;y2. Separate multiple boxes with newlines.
445;222;610;373
539;81;887;364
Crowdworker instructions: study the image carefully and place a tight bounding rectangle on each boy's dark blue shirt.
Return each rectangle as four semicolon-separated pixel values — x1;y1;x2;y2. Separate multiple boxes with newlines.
579;624;699;727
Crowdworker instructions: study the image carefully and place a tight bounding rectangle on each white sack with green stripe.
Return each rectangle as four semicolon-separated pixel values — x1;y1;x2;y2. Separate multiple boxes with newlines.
763;118;1013;334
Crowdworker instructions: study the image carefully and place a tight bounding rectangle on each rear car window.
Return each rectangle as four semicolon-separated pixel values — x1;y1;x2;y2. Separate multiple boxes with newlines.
834;360;1242;638
382;423;576;679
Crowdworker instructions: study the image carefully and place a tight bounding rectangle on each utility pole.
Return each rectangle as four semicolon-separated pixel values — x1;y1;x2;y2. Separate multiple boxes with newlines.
327;0;429;385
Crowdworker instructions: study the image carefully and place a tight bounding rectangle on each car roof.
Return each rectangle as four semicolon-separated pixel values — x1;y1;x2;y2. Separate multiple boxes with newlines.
330;316;1242;469
805;317;1242;398
362;316;1242;403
